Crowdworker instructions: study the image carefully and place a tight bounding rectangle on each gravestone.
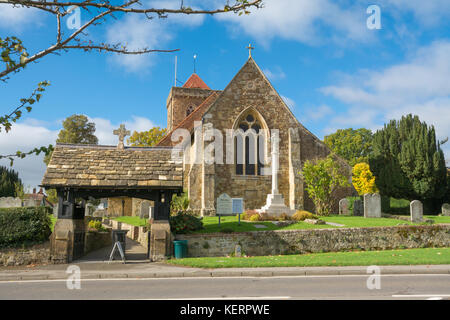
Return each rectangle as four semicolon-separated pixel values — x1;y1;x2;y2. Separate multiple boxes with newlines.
364;193;381;218
53;203;59;218
339;198;350;215
410;200;423;223
216;193;233;216
140;201;150;219
353;199;363;216
442;203;450;216
0;197;22;208
234;244;242;257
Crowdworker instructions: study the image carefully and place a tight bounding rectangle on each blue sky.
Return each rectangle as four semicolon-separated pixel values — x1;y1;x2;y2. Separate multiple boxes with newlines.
1;0;449;188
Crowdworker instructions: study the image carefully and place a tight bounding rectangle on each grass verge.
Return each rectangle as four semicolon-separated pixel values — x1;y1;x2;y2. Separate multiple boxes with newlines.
167;247;450;268
112;216;148;227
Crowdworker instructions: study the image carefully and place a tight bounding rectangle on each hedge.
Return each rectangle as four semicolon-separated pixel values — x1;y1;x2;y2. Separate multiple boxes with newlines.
0;207;52;248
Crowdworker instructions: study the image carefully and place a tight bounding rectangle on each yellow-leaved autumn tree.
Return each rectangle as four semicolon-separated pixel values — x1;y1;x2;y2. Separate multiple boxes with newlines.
352;162;378;195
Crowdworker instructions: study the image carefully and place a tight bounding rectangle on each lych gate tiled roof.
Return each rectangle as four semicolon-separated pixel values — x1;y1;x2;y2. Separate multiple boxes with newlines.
41;144;183;188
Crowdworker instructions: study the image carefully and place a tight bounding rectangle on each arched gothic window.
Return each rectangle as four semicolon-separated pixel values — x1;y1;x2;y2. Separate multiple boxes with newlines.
186;105;195;116
234;110;267;176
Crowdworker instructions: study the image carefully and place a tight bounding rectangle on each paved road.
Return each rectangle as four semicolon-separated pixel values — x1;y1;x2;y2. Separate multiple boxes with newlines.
0;274;449;300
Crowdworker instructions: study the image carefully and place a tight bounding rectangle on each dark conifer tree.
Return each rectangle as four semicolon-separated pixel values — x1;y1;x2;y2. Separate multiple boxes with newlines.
369;114;447;204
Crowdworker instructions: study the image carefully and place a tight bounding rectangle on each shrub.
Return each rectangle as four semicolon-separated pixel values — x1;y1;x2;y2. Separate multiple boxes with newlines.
249;214;260;222
0;207;52;248
292;210;315;221
242;210;258;220
88;220;107;232
279;213;292;221
169;211;203;234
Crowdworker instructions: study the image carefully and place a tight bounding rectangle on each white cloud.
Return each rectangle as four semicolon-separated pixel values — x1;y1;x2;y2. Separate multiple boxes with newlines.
381;0;450;27
321;40;450;162
216;0;368;46
304;104;334;122
0;4;42;31
106;0;206;71
281;95;295;110
0;116;158;188
263;67;286;81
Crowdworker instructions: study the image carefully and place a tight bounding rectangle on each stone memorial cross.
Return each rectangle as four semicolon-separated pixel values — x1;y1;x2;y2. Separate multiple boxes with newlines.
113;124;130;150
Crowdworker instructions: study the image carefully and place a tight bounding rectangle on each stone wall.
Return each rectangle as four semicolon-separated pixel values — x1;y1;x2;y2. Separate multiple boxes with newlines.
0;197;23;208
175;225;450;258
107;197;132;216
84;231;112;255
0;242;50;266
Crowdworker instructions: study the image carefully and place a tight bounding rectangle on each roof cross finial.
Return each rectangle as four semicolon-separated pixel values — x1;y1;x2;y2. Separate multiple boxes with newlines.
247;43;254;58
113;124;130;150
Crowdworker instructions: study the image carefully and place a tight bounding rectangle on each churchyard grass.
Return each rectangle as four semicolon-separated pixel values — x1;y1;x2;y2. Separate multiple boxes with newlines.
195;215;420;234
167;247;450;268
112;216;148;227
425;215;450;224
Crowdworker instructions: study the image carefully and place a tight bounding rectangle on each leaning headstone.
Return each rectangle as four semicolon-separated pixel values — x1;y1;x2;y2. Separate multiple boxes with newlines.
410;200;423;223
139;201;150;219
216;193;233;216
149;206;155;220
364;193;381;218
353;199;363;216
339;198;350;215
442;203;450;216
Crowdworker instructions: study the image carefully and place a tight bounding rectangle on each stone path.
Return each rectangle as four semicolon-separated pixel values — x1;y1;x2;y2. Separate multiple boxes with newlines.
76;237;148;263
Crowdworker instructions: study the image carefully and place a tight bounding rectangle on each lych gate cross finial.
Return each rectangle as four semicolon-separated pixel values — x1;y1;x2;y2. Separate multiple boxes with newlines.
247;43;254;58
113;124;130;150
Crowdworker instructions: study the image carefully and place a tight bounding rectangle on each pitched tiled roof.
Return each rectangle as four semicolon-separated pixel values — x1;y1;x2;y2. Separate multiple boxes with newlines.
41;144;183;188
158;92;220;146
182;73;210;89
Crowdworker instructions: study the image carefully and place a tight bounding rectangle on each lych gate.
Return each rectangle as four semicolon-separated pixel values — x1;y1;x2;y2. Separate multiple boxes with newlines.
41;142;183;263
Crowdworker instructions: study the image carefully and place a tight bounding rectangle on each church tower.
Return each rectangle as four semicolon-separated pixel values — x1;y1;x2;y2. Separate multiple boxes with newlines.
166;73;218;132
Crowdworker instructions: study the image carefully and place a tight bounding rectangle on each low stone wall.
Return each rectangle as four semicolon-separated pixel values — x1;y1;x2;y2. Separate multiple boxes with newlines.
0;242;50;266
175;225;450;258
102;219;148;249
84;230;112;255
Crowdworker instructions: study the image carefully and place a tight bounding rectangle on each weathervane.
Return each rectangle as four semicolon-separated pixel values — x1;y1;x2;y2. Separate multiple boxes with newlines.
193;54;197;74
246;43;254;58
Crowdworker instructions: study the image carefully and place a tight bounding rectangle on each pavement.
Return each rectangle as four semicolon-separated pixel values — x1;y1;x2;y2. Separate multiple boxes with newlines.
1;238;449;282
1;261;449;282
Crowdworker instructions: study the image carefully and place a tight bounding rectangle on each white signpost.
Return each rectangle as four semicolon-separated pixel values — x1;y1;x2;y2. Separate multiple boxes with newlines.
216;193;233;226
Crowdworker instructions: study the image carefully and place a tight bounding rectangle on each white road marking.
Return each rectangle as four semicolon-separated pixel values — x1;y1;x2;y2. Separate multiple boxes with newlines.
0;273;448;284
392;294;450;298
132;296;291;300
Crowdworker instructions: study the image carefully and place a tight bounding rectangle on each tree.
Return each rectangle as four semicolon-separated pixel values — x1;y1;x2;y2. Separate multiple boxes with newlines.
0;166;23;197
0;0;263;163
369;114;447;204
44;114;98;164
301;155;350;216
352;162;378;196
324;128;373;166
127;127;167;147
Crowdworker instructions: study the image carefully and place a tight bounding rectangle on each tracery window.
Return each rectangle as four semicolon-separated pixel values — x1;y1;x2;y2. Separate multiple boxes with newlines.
234;110;266;176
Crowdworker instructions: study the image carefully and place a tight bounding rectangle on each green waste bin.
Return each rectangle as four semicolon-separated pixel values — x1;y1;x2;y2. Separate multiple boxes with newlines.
173;240;188;259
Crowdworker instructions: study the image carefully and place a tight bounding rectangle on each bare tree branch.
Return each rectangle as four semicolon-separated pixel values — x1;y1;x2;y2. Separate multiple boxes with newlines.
1;0;262;15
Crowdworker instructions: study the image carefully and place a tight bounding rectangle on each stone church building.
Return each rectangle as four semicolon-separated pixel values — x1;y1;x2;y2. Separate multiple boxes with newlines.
43;55;354;219
156;56;353;215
